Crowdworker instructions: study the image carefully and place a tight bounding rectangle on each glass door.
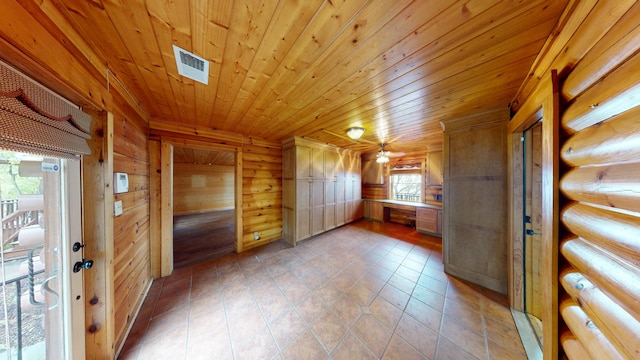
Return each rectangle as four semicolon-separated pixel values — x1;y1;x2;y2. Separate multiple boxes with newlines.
0;151;85;360
523;122;543;347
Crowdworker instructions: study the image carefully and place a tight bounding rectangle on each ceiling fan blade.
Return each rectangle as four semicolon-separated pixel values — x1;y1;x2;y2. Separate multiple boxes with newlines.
387;151;406;158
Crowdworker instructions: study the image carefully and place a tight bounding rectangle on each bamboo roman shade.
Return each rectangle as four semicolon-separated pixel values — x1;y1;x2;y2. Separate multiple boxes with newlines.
0;61;92;158
557;40;640;358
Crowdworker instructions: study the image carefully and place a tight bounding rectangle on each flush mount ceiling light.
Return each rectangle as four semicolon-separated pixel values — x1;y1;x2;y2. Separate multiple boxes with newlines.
346;127;366;140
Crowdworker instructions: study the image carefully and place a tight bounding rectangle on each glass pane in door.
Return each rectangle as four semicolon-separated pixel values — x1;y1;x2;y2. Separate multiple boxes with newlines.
523;122;543;347
0;151;84;360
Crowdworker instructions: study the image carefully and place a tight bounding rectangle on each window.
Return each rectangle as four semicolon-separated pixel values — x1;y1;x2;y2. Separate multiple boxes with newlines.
389;173;422;202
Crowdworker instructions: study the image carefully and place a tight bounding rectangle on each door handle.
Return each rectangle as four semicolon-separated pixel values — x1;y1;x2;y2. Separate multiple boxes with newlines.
73;259;94;273
72;242;85;252
526;229;542;236
41;275;59;310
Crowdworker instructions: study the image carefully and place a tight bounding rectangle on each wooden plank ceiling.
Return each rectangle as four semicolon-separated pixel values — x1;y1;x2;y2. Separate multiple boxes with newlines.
173;145;235;166
53;0;568;154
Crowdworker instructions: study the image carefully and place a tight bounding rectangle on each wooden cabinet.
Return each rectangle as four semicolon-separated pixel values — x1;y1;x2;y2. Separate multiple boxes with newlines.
362;159;384;184
441;110;509;294
417;207;442;236
364;200;384;223
282;137;362;245
426;151;442;186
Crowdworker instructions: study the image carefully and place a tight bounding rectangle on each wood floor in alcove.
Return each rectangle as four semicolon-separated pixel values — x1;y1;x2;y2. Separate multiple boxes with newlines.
173;210;235;269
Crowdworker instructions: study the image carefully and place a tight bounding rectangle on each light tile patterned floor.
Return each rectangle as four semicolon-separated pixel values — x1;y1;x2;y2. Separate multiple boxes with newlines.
118;220;527;360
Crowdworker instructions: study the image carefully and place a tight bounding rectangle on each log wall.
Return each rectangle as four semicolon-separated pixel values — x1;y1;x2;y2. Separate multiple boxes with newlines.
556;3;640;358
511;2;640;358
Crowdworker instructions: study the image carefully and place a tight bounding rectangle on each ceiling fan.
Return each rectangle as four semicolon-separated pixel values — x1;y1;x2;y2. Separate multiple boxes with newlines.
375;143;405;163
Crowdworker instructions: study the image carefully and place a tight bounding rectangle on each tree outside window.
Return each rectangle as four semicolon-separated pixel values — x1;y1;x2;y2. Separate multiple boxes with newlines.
390;173;421;202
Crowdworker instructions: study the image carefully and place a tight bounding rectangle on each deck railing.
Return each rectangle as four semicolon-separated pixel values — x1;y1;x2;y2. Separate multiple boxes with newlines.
393;193;420;202
2;199;39;247
0;245;45;360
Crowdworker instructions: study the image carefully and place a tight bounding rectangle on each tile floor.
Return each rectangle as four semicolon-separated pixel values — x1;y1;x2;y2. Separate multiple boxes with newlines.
118;220;527;360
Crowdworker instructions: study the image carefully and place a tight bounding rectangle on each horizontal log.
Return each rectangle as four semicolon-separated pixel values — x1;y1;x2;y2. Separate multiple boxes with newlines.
243;162;283;173
560;330;593;360
562;51;640;134
242;177;282;187
243;220;283;233
113;153;150;176
241;227;282;247
562;3;640;101
560;163;640;213
560;237;640;317
561;268;640;358
560;297;625;360
243;169;283;179
242;183;282;195
242;143;283;156
241;152;283;164
561;202;640;267
561;105;640;167
242;213;282;227
243;207;282;218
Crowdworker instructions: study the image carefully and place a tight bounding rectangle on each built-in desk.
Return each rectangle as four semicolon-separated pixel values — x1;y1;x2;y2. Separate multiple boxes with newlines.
363;199;443;237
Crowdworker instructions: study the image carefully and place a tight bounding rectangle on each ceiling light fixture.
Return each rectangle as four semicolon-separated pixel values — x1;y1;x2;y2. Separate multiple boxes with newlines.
376;143;390;163
346;127;366;140
376;153;389;163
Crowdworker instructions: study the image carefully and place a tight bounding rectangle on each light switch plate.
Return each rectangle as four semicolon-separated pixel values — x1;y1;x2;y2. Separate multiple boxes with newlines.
114;200;123;216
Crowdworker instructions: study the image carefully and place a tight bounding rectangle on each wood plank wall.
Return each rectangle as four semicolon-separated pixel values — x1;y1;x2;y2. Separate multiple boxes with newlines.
241;141;283;249
150;125;283;252
173;163;235;214
111;97;151;350
0;2;154;357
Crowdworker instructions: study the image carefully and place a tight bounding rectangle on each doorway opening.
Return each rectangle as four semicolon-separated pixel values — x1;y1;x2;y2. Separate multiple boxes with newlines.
172;146;236;268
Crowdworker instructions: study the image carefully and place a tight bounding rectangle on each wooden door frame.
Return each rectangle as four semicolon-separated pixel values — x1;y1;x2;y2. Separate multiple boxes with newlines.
149;136;242;278
508;70;559;359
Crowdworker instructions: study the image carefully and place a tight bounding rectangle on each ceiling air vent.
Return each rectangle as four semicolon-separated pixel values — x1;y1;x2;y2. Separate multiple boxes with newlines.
172;45;209;84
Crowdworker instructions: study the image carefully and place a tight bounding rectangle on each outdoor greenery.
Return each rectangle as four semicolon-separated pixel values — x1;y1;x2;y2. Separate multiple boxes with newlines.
0;151;42;200
390;174;422;202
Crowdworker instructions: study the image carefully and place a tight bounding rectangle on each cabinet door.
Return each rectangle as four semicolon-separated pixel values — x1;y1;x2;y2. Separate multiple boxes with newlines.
362;160;384;184
417;208;438;233
312;148;325;178
312;180;325;235
296;146;312;178
282;208;295;245
325;151;337;179
335;179;345;202
336;200;346;226
345;178;353;201
371;202;384;222
427;151;443;185
296;180;312;241
325;181;336;230
283;147;296;179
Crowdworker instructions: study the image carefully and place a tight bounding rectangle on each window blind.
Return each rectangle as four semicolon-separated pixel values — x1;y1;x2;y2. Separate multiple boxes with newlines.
0;61;92;158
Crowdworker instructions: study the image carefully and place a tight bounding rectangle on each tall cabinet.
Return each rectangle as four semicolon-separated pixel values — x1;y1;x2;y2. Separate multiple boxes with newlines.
283;137;362;245
441;109;509;294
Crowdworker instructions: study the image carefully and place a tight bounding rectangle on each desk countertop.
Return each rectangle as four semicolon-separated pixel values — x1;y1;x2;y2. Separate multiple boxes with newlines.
364;199;443;209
